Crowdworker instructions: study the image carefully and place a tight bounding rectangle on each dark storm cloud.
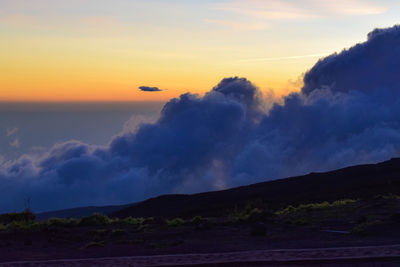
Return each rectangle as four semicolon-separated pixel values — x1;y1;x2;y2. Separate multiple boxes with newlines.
302;25;400;95
139;86;162;92
1;25;400;213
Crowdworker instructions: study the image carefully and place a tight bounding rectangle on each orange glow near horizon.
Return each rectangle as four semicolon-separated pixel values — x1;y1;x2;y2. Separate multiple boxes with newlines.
1;1;397;102
0;34;305;101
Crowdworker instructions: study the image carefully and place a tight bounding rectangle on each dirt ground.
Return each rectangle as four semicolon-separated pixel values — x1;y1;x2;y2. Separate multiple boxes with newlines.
1;221;400;265
1;245;400;266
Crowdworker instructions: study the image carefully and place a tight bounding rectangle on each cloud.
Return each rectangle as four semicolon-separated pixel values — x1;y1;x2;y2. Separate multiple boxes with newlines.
1;25;400;213
237;53;330;63
139;86;162;92
302;25;400;95
6;127;20;149
210;0;388;21
9;138;21;149
6;127;18;137
204;19;269;31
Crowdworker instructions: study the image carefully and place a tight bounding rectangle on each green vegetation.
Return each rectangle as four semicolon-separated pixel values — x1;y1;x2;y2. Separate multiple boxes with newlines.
373;194;400;200
79;213;111;226
0;212;119;232
276;199;357;215
166;218;185;227
47;217;78;227
0;209;35;224
230;206;263;223
122;216;145;226
190;215;204;225
4;221;41;233
351;220;382;236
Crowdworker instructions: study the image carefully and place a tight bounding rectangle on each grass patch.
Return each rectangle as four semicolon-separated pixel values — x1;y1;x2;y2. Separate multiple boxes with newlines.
166;218;185;227
351;220;382;236
190;216;204;225
374;194;400;200
230;206;263;223
4;221;41;233
276;199;357;215
122;217;145;226
47;217;78;227
79;213;111;226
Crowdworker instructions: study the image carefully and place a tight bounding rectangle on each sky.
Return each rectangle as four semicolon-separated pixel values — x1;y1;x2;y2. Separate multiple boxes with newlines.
1;1;400;213
1;0;400;101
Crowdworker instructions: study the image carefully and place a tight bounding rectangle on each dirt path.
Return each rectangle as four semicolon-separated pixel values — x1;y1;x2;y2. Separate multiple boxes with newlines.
1;245;400;266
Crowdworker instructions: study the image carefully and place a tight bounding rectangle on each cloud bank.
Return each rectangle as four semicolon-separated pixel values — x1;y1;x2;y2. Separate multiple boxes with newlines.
139;86;162;92
1;25;400;213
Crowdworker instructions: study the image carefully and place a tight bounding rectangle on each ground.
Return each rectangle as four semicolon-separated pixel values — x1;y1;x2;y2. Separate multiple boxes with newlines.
0;197;399;266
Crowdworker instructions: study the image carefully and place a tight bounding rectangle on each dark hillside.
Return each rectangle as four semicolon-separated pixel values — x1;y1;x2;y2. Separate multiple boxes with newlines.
112;158;400;218
37;204;130;220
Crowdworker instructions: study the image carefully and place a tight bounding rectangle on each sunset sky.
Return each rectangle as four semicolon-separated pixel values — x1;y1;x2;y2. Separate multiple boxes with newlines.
1;0;400;101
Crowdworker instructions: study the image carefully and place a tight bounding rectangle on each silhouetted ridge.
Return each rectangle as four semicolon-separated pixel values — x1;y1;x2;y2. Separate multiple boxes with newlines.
112;158;400;218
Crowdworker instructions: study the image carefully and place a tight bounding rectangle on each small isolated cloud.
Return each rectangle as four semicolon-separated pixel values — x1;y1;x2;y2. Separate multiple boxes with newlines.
6;127;18;137
10;138;20;149
139;86;162;92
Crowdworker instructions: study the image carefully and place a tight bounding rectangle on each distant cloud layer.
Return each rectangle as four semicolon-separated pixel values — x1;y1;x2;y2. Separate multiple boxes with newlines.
209;0;388;30
139;86;162;92
1;25;400;213
212;0;387;19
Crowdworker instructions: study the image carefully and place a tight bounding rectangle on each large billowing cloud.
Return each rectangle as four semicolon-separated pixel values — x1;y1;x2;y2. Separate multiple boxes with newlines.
302;25;400;95
1;25;400;213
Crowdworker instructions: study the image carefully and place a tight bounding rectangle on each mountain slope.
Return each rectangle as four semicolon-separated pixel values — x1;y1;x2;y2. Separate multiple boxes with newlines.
36;204;130;220
112;158;400;218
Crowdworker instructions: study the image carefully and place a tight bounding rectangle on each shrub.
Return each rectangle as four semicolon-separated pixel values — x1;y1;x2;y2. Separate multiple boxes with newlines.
246;208;263;222
46;217;79;228
351;223;368;235
276;199;357;215
230;206;263;223
166;218;185;227
68;218;79;226
190;216;203;225
5;221;41;233
374;194;399;200
0;209;35;224
351;220;381;236
122;217;145;226
79;213;110;226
